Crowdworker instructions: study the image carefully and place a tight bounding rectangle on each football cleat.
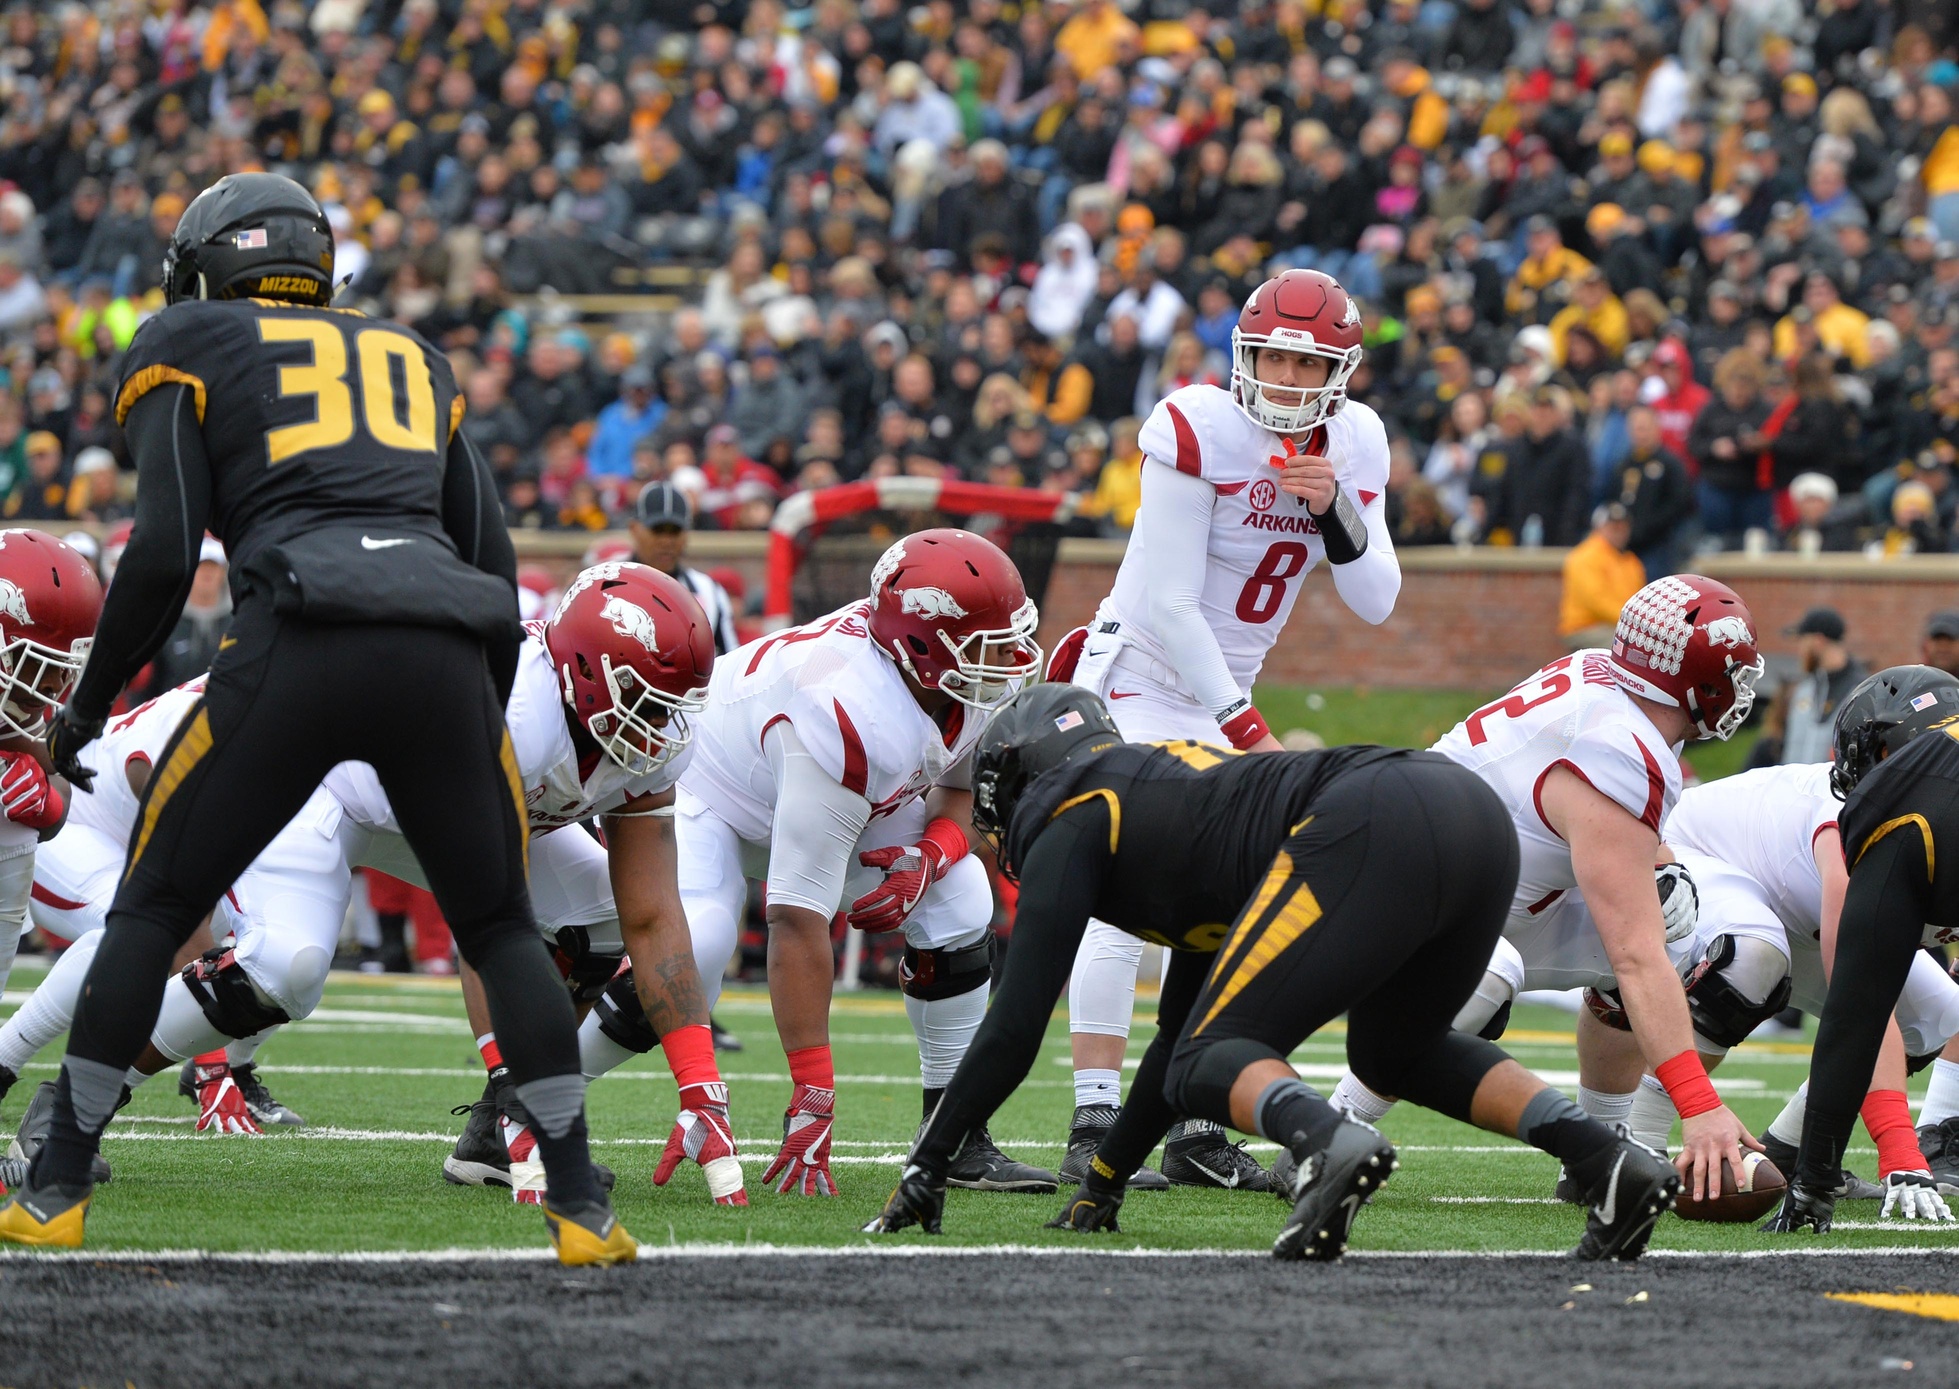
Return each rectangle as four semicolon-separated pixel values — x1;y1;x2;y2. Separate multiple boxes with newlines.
0;1063;16;1108
9;1083;112;1185
543;1199;636;1266
944;1126;1058;1193
0;1179;91;1249
1162;1119;1273;1191
1553;1167;1586;1205
1760;1131;1882;1200
709;1015;743;1053
1917;1118;1959;1197
1272;1119;1398;1262
1057;1105;1169;1191
1574;1137;1678;1261
443;1095;513;1188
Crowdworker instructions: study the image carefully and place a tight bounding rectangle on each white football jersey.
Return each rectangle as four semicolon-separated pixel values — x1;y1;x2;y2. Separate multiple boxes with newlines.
1432;651;1683;923
62;680;208;844
680;601;985;843
324;628;686;841
1663;762;1839;944
1098;383;1391;694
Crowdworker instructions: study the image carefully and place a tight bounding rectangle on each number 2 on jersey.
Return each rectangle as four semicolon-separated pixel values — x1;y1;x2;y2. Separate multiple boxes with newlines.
1235;541;1311;624
1464;661;1574;745
258;319;437;465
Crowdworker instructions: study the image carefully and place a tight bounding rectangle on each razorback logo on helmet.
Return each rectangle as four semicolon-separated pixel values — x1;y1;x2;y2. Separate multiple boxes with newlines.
868;540;906;599
1703;616;1755;649
553;562;627;621
1613;575;1699;676
600;595;664;654
1339;297;1362;328
0;578;29;626
898;586;968;620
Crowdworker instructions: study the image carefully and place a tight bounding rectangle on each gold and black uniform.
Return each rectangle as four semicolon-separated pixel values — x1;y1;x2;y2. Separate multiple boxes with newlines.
1798;727;1959;1190
910;740;1523;1184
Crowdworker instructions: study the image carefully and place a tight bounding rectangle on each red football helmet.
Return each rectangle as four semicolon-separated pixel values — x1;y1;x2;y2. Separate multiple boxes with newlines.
1230;268;1366;435
0;529;104;738
1607;575;1763;740
865;529;1041;711
545;562;714;776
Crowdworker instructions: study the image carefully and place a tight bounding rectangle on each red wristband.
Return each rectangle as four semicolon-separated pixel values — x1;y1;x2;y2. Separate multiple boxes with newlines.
919;816;970;873
785;1043;835;1091
1860;1089;1927;1177
1219;703;1271;751
660;1023;721;1092
1655;1049;1721;1118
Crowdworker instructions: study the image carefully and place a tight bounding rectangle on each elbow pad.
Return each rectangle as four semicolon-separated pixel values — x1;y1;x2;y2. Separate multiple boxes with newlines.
1312;486;1369;565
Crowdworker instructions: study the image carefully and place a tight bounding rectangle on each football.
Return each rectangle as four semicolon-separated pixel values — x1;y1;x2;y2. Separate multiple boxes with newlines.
1674;1151;1787;1222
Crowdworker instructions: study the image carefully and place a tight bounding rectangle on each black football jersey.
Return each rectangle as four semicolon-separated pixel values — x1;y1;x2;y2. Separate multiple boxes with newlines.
1840;721;1959;946
114;297;465;579
1010;739;1417;951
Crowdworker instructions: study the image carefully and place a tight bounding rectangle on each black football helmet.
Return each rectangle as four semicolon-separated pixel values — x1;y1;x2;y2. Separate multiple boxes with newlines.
971;682;1120;875
1830;664;1959;798
162;173;335;307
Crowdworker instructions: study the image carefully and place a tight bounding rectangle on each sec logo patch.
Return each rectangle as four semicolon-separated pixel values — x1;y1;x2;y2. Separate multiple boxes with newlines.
1249;478;1278;511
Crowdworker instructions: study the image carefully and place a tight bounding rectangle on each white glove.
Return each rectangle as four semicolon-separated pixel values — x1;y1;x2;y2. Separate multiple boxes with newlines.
1656;862;1698;943
1880;1170;1955;1221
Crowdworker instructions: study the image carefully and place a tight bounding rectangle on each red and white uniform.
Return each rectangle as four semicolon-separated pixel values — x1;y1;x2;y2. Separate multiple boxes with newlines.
676;601;995;1004
28;681;206;945
1665;763;1959;1056
1432;650;1685;990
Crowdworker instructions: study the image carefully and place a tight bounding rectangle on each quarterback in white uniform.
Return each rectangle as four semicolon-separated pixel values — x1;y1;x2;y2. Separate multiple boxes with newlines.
1050;268;1401;1188
1630;762;1958;1215
630;528;1049;1197
1333;575;1768;1202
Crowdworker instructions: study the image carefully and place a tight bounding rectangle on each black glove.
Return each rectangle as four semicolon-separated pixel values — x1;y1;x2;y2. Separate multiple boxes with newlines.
863;1164;945;1234
45;705;105;794
1761;1181;1835;1234
1045;1177;1125;1233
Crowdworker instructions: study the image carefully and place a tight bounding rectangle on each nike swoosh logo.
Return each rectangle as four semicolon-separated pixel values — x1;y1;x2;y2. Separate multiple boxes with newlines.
1186;1158;1239;1189
1108;690;1142;700
361;536;413;550
1593;1152;1627;1226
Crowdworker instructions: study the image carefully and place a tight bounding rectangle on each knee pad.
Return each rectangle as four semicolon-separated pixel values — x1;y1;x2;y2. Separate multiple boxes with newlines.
593;968;659;1056
1685;934;1793;1051
181;948;291;1040
252;943;331;1019
1163;1035;1278;1120
899;935;993;1001
550;924;625;1007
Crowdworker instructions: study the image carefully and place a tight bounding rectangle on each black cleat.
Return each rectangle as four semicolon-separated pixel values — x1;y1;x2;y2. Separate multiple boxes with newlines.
231;1064;304;1128
1760;1131;1881;1200
443;1088;612;1191
945;1127;1058;1193
1272;1119;1398;1262
8;1083;111;1185
0;1063;15;1108
1574;1137;1678;1261
709;1016;743;1052
1918;1117;1959;1196
1553;1167;1586;1205
1162;1119;1273;1191
1057;1106;1169;1190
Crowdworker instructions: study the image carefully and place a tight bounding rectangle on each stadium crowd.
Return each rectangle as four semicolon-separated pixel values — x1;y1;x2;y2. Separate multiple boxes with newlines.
0;0;1956;581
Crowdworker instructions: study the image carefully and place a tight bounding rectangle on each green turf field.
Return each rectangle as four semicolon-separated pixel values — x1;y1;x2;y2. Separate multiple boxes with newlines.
1;965;1951;1256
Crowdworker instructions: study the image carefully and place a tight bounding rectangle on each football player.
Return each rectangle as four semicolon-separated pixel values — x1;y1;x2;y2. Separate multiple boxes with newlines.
594;529;1050;1197
0;677;304;1141
1616;757;1957;1218
1330;576;1765;1204
868;685;1676;1261
0;531;102;1003
1769;668;1959;1231
1046;269;1402;1190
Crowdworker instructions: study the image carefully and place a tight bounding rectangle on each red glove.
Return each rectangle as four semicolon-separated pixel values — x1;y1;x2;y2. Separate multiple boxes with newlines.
761;1083;837;1196
847;818;969;934
192;1053;261;1135
0;751;62;830
653;1079;747;1206
501;1111;545;1205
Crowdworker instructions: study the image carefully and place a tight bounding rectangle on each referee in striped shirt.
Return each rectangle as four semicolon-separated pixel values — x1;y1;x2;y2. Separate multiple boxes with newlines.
629;481;739;656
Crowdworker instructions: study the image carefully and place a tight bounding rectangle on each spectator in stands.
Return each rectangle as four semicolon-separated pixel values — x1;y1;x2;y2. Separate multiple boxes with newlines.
587;365;666;483
1921;611;1959;677
1768;352;1860;492
1689;349;1776;547
730;348;806;462
65;447;125;524
1485;386;1593;547
1559;504;1645;648
1608;405;1696;577
1780;471;1865;553
5;432;67;521
696;423;783;530
128;537;230;707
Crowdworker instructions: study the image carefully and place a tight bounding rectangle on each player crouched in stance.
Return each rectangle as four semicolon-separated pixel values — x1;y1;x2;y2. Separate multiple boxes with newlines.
596;529;1051;1197
868;685;1677;1261
1770;668;1959;1233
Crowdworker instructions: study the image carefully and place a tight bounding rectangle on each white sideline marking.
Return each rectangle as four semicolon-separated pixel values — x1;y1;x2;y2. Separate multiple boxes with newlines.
2;1244;1954;1265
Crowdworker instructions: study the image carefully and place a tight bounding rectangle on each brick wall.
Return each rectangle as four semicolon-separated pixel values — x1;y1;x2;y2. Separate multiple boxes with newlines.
514;533;1959;690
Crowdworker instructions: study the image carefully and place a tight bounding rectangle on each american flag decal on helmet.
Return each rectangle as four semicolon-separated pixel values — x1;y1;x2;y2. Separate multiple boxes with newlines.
232;228;269;249
1913;691;1941;711
1054;711;1084;732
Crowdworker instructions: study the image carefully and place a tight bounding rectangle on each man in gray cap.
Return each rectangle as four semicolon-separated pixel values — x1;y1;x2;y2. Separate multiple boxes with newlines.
1921;611;1959;677
1759;606;1867;766
631;481;739;656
